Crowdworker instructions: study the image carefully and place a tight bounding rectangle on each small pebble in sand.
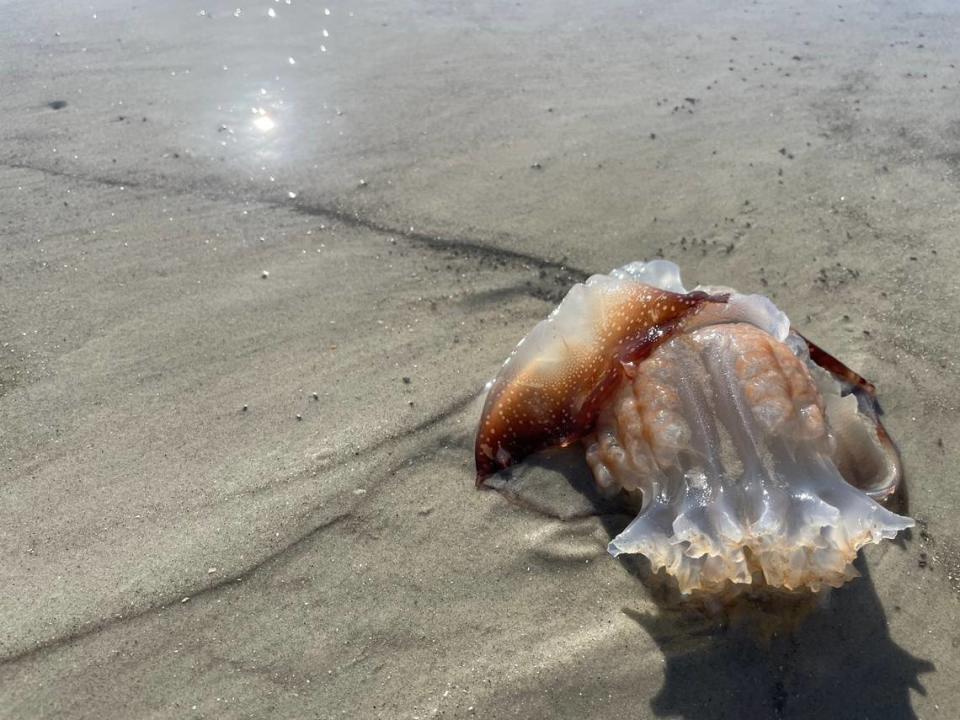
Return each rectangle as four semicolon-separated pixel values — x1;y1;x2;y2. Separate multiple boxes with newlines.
358;178;368;187
261;270;269;279
312;392;319;400
207;567;217;574
181;597;190;603
242;405;248;412
296;414;302;421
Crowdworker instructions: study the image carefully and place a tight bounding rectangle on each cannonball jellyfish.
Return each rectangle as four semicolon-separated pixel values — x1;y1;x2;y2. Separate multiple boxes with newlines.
475;260;912;595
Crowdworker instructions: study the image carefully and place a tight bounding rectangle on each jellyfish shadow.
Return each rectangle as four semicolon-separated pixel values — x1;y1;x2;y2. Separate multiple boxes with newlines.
631;557;935;720
503;449;935;720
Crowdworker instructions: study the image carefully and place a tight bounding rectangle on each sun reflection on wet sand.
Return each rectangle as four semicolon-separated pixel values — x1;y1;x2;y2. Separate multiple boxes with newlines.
252;113;276;132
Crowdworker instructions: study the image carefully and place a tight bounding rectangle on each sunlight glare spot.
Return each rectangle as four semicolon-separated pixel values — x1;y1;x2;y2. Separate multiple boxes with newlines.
253;114;276;132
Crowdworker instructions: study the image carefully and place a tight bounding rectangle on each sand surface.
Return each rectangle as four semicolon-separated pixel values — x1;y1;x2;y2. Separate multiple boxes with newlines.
2;0;959;717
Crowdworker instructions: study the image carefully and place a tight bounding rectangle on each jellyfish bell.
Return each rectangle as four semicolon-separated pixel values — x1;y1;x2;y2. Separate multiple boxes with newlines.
474;260;911;595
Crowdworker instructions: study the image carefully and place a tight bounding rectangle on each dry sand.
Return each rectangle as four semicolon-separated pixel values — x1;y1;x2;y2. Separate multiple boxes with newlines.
1;0;959;717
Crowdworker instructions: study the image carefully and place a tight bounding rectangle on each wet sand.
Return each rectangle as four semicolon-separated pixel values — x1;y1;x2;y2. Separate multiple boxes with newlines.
1;0;959;717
